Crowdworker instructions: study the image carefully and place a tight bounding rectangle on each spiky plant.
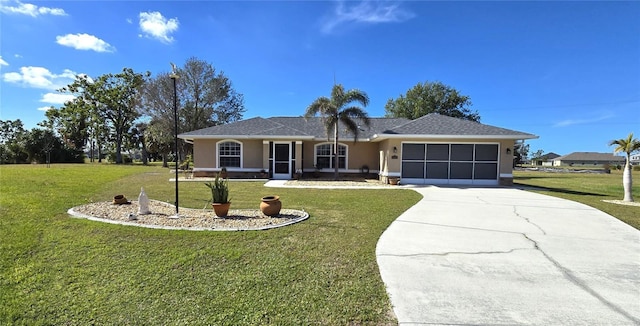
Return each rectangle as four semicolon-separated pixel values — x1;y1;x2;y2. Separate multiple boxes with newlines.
609;132;640;202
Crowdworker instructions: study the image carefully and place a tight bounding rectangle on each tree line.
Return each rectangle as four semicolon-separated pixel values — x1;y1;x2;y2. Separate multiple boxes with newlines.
2;66;483;165
1;57;245;165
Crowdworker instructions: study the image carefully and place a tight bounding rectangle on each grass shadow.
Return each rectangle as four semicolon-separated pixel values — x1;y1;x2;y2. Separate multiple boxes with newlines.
514;183;607;197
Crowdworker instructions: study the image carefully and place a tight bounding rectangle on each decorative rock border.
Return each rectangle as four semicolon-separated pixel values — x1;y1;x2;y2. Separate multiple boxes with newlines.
68;200;309;231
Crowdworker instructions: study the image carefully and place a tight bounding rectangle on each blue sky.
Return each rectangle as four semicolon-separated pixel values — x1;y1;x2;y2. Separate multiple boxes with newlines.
1;0;638;156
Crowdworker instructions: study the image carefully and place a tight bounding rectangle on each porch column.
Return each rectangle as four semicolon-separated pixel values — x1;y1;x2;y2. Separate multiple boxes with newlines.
262;140;270;170
295;141;303;171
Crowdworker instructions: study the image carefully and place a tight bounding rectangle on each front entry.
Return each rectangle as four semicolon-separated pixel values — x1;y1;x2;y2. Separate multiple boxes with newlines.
272;142;291;180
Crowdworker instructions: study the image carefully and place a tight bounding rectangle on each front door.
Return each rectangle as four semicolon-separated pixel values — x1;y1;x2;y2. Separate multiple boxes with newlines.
273;142;291;179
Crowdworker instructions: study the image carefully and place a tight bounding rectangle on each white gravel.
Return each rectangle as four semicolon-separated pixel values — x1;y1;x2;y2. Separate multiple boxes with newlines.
68;200;308;231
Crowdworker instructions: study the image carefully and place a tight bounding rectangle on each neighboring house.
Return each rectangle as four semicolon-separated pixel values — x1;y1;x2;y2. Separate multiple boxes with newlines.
178;113;537;186
531;152;560;166
552;152;626;167
631;154;640;166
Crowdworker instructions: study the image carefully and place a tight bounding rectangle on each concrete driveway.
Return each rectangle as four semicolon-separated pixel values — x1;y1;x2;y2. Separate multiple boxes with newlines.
376;186;640;325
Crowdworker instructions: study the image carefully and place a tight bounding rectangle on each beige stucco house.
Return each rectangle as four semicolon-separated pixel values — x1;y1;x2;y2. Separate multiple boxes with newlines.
178;113;537;186
552;152;626;167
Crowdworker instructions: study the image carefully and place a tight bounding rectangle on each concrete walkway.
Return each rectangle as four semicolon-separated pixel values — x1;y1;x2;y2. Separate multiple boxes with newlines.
376;186;640;325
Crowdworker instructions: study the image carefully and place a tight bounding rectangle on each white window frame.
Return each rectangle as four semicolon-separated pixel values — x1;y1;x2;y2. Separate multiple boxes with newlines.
314;142;348;170
216;139;243;168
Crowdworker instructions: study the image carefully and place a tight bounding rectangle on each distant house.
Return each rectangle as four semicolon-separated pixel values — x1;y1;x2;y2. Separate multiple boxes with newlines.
631;154;640;166
531;152;560;166
179;113;537;186
552;152;625;167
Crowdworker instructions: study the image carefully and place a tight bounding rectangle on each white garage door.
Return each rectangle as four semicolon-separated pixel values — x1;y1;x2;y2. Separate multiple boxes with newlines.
401;143;499;185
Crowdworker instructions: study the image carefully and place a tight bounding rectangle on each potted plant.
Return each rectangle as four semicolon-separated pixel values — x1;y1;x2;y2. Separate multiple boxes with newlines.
219;167;228;179
205;174;231;217
294;169;302;180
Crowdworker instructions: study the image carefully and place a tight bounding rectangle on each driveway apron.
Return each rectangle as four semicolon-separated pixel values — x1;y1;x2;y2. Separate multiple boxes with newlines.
376;186;640;325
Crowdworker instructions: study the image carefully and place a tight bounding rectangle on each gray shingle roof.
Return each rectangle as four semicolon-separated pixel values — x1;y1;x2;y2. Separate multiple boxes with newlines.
179;114;536;140
554;152;625;162
381;113;535;137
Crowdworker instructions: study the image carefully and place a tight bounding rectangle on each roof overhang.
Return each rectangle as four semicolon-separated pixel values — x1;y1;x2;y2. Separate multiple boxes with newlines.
370;134;539;142
178;134;315;141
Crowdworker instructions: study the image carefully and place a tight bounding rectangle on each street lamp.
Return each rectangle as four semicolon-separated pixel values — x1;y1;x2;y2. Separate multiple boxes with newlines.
170;63;180;217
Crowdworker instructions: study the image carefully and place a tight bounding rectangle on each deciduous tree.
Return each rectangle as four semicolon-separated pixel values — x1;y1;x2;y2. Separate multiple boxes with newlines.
385;81;479;121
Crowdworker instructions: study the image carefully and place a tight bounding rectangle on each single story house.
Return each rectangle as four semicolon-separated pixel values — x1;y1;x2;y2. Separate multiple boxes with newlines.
531;152;560;166
178;113;537;186
552;152;625;167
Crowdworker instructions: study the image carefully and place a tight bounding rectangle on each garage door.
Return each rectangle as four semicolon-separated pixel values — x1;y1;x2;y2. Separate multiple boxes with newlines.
401;143;499;185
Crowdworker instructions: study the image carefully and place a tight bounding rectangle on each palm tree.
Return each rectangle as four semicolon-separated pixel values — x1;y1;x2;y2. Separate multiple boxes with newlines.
305;84;370;180
609;132;640;202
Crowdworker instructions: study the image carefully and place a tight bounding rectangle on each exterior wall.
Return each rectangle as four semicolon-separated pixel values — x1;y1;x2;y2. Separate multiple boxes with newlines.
192;139;217;169
377;139;402;183
192;137;518;184
553;160;625;167
301;140;379;173
192;138;264;177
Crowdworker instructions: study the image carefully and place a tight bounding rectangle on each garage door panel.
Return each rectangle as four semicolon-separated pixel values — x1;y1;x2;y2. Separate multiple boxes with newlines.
402;162;425;178
450;162;473;179
403;144;425;160
451;144;474;161
426;144;449;160
475;144;498;161
426;162;448;179
474;163;498;180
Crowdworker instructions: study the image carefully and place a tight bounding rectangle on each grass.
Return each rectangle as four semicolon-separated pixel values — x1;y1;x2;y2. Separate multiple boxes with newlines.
514;169;640;230
0;164;421;325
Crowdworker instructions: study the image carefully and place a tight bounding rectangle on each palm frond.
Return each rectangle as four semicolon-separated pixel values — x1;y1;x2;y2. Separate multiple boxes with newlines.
609;133;640;154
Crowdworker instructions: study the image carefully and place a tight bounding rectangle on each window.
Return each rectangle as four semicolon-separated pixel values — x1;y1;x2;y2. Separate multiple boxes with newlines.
315;143;346;169
218;141;241;168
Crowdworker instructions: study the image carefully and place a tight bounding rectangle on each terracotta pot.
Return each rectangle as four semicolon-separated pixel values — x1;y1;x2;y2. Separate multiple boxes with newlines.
212;202;231;217
260;195;281;216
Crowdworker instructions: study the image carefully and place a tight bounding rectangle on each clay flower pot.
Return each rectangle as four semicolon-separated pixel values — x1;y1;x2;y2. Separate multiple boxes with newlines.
212;202;231;217
260;195;281;217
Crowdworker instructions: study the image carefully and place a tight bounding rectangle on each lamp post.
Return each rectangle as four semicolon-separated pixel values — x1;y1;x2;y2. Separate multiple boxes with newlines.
170;64;179;217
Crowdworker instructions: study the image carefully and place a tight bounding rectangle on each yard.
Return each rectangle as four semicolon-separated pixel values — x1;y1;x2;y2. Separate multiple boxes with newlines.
514;169;640;230
0;164;420;325
2;164;638;324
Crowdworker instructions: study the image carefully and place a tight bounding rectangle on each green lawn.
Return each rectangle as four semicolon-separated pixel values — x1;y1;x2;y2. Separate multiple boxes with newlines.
0;164;421;325
514;169;640;230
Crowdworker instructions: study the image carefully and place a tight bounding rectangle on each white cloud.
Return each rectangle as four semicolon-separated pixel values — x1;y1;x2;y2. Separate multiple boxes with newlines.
0;56;8;66
2;66;77;90
37;106;54;111
0;0;67;17
40;92;75;104
553;113;615;127
56;33;116;52
139;11;179;43
321;1;414;34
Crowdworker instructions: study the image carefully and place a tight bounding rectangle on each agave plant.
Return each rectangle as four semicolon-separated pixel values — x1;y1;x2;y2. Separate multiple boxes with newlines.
205;174;230;204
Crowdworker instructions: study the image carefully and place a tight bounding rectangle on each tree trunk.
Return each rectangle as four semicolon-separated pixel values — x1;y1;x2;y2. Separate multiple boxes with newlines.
334;122;339;180
162;153;168;168
623;156;633;202
97;141;103;163
116;138;123;164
